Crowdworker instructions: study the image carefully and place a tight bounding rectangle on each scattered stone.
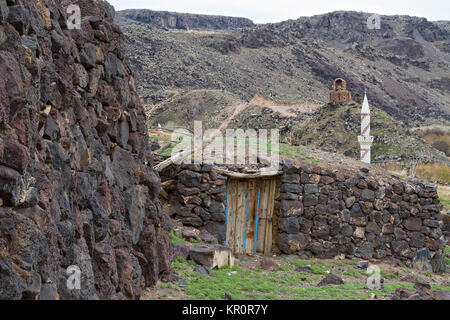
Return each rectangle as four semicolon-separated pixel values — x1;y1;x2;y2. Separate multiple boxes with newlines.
260;258;278;271
433;291;450;301
431;251;447;274
194;266;213;277
295;266;312;273
356;261;369;269
224;293;233;300
414;280;431;292
317;274;344;287
199;229;218;244
173;244;190;260
189;244;234;269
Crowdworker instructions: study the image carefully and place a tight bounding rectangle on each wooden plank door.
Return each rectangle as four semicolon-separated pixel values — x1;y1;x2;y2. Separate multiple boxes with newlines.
225;178;277;255
255;178;277;255
244;179;259;255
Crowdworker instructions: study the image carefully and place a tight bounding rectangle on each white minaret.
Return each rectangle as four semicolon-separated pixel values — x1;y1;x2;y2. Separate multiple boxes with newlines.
358;91;374;164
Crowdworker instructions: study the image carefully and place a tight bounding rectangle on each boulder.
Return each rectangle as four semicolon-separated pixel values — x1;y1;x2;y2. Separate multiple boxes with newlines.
276;233;309;254
317;274;344;287
189;244;234;269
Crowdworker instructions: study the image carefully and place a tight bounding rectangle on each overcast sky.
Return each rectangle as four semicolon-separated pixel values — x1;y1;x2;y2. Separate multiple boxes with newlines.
107;0;449;23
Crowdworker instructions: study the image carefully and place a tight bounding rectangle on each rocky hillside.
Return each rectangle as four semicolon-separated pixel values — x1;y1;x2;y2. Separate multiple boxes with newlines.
117;10;450;127
116;9;255;30
0;0;171;300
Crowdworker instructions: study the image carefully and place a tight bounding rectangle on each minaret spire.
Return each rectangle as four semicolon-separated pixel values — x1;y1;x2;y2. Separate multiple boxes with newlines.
358;91;374;164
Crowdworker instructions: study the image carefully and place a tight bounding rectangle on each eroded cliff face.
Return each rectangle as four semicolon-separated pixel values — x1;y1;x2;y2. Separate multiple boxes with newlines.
116;9;255;31
0;0;172;300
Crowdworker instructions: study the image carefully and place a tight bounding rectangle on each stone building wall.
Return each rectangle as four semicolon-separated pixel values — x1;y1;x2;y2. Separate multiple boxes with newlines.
276;160;447;273
160;164;228;244
161;160;446;274
329;78;352;103
161;159;446;273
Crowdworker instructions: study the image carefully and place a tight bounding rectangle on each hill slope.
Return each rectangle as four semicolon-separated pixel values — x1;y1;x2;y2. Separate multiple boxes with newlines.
117;10;450;126
146;90;449;166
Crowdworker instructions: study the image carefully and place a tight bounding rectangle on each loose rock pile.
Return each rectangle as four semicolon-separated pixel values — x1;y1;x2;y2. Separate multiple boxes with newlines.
0;0;171;300
276;160;446;273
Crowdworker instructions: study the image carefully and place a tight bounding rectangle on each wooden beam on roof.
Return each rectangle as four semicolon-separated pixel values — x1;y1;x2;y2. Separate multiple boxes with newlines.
214;167;282;179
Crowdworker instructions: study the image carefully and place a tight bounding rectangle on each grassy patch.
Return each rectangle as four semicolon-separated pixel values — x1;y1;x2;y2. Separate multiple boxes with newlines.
169;230;187;245
148;135;172;141
416;164;450;184
278;265;291;271
344;268;363;279
166;257;450;301
179;260;375;300
189;237;202;243
380;270;398;280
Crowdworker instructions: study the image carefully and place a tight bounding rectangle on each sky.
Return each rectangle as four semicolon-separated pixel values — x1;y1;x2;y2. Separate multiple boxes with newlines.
107;0;449;23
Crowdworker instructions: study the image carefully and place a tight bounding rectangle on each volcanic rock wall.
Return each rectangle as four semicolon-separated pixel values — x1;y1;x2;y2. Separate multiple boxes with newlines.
0;0;172;300
276;160;447;273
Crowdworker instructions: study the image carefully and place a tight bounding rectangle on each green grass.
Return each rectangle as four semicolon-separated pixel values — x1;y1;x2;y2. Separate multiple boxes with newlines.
156;146;175;157
380;270;398;280
151;134;317;162
344;268;363;279
290;260;331;275
278;265;291;271
148;135;171;141
169;230;187;245
440;198;450;211
189;237;202;243
170;258;450;300
181;263;374;300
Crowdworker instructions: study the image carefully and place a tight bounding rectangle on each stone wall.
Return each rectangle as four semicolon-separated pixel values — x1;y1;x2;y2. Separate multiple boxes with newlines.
160;164;227;244
161;160;447;274
329;78;352;103
0;0;172;300
276;160;447;273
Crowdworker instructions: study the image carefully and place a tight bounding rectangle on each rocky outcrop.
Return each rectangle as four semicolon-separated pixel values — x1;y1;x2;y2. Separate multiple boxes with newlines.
276;160;446;273
0;0;172;300
116;9;255;31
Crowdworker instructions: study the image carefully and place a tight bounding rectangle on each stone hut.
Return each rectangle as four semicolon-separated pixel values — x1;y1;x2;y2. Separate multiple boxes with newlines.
160;160;447;274
330;78;352;103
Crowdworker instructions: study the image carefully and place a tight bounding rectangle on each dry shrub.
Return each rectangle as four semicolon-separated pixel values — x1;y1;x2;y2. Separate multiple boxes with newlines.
433;140;449;155
415;163;450;183
417;127;450;156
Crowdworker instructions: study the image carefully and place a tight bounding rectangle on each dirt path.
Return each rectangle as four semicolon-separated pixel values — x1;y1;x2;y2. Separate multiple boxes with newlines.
218;102;248;131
